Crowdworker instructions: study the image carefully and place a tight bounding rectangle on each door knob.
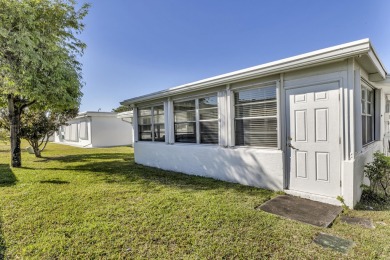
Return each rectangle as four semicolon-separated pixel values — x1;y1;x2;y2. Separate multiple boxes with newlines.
288;143;298;150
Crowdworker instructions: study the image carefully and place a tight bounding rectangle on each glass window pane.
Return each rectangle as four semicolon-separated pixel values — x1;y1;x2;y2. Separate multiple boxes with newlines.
235;118;277;147
362;115;366;145
139;125;152;141
199;96;217;109
199;108;218;120
234;86;277;147
174;100;195;111
367;90;372;102
367;116;373;143
361;85;375;146
154;105;164;115
138;116;152;125
200;121;218;144
235;101;277;118
154;114;165;124
139;108;152;116
174;122;196;143
235;86;276;104
367;102;371;115
153;123;165;142
174;111;196;122
361;89;366;101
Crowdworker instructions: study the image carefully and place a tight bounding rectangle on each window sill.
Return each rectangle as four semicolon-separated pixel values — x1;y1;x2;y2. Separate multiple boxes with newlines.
361;140;380;153
231;145;281;151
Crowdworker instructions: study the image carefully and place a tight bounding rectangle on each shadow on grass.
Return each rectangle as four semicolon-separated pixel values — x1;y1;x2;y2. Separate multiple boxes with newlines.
45;153;133;163
0;212;5;259
39;179;70;185
0;164;17;187
355;191;390;211
43;154;273;197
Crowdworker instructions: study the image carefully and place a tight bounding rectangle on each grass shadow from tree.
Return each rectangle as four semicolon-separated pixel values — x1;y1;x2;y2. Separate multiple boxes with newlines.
42;153;273;198
0;164;17;187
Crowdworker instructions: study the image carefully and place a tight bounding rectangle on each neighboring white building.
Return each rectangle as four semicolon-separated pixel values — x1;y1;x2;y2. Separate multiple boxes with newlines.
121;39;390;208
54;111;133;148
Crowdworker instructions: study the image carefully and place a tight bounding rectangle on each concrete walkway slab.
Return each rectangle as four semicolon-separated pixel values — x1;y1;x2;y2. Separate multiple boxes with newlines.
258;195;342;227
340;216;375;229
313;233;354;254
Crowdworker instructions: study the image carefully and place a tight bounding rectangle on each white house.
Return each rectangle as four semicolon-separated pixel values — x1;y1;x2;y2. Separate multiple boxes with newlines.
54;111;133;148
121;39;390;208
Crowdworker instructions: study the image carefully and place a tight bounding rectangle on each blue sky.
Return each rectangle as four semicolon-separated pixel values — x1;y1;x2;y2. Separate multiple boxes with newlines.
78;0;390;112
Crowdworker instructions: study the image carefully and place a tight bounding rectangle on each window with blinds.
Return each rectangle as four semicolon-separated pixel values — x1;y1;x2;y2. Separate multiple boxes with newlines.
174;95;218;144
234;85;277;147
361;85;374;145
138;105;165;142
199;96;218;144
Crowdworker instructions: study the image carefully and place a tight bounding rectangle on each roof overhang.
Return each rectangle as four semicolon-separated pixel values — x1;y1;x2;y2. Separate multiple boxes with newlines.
116;111;133;119
121;39;387;106
75;111;119;119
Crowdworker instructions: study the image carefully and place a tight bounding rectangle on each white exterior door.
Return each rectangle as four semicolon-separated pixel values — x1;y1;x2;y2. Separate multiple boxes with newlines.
286;82;341;197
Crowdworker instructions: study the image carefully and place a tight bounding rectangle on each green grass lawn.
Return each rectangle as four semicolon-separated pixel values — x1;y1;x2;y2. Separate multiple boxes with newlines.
0;142;390;259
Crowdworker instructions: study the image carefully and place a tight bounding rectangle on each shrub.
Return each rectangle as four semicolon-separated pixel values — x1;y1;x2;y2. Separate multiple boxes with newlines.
363;152;390;197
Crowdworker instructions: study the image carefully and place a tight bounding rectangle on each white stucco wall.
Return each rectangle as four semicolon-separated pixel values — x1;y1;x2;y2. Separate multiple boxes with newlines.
54;113;133;148
135;142;284;190
354;142;382;199
91;116;133;147
130;58;388;208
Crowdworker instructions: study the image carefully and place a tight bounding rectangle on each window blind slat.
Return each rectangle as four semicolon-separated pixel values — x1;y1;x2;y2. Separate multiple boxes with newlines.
235;86;276;104
234;86;277;147
200;121;218;144
235;102;277;118
199;108;218;120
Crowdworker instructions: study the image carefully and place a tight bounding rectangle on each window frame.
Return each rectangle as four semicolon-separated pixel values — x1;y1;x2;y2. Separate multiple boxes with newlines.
173;94;219;145
137;104;165;142
233;84;278;148
361;82;375;146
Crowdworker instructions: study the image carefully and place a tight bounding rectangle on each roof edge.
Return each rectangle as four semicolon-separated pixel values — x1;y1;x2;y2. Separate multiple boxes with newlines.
122;39;383;105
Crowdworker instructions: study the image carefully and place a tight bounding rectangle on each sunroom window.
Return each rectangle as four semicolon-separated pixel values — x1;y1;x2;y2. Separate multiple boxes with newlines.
361;85;374;145
234;85;277;147
174;95;218;144
138;105;165;142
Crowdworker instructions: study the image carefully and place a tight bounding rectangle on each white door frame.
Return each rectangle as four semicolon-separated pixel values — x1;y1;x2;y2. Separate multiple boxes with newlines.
284;79;343;203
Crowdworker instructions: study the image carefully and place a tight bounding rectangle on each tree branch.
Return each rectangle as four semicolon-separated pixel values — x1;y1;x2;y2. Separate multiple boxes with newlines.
40;134;51;152
20;100;36;111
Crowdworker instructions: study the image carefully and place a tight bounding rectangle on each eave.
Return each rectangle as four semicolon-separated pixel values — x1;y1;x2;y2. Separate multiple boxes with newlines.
121;39;387;106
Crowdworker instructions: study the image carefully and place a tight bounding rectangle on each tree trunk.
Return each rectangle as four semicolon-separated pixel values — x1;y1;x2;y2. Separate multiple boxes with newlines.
8;95;22;167
32;140;42;158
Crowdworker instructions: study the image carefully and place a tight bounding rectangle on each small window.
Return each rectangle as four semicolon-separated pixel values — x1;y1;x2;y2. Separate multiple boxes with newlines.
234;85;277;147
361;85;374;145
79;121;88;140
174;95;218;144
138;105;165;142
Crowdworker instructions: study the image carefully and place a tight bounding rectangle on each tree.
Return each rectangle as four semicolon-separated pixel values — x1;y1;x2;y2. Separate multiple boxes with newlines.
0;0;89;167
23;108;78;157
112;105;131;113
1;107;78;157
